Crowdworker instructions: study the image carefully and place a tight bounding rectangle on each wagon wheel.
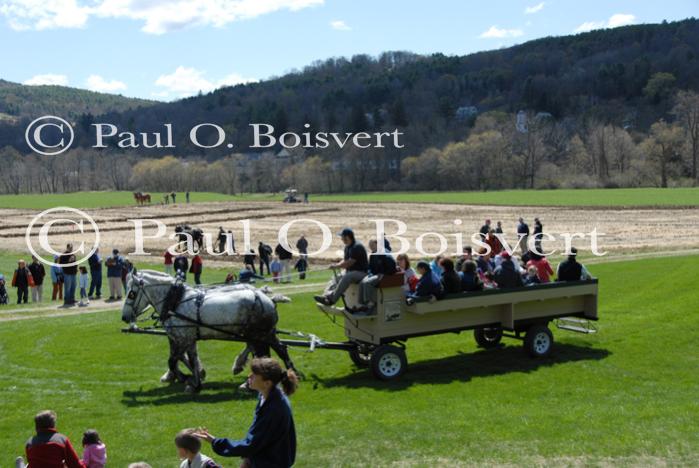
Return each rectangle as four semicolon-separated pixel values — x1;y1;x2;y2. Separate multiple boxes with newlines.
348;348;372;368
524;324;554;357
474;327;503;349
370;345;407;381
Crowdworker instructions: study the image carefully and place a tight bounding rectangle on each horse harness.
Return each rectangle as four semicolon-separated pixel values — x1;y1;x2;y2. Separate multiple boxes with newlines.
133;279;269;343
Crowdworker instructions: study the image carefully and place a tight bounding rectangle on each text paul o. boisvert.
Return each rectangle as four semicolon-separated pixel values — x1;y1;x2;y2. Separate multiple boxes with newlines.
91;123;405;150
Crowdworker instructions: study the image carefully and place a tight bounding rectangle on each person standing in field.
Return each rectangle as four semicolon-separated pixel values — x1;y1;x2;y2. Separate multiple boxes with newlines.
12;260;34;305
479;219;491;241
270;256;282;283
517;217;530;254
164;249;174;275
186;191;190;203
533;217;543;253
105;249;124;300
88;248;102;300
78;266;90;307
28;255;45;303
190;253;203;285
275;242;293;283
171;192;177;204
60;245;78;307
295;235;308;256
258;241;273;276
216;227;226;253
50;256;63;301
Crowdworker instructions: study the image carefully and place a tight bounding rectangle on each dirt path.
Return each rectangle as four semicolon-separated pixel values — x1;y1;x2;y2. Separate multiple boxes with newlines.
3;200;698;265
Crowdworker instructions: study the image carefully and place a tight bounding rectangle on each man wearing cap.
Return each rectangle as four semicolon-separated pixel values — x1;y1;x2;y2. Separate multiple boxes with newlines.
315;228;369;306
556;247;593;281
105;249;124;300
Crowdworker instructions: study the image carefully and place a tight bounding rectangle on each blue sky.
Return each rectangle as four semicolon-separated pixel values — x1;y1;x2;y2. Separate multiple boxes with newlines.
0;0;696;100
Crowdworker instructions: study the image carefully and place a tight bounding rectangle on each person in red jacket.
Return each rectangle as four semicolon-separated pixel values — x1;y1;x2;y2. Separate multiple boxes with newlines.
526;252;555;283
190;254;203;285
12;259;35;305
22;410;85;468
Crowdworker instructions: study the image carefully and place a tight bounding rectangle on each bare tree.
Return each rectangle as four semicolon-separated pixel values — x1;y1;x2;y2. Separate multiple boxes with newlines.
672;90;699;183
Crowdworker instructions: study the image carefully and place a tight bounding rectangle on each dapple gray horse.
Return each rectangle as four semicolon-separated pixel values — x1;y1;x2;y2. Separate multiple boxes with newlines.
121;270;294;393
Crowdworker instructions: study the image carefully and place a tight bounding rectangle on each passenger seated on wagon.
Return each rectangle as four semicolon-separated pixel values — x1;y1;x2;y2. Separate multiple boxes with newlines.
556;247;593;282
359;239;398;310
430;255;444;276
407;261;443;301
314;228;369;306
455;246;473;272
488;252;523;289
439;258;461;295
523;265;541;285
526;252;554;283
396;253;418;295
459;260;483;292
475;248;493;275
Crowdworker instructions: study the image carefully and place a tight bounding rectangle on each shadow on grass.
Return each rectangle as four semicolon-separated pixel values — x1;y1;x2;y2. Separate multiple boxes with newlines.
121;380;257;407
309;342;611;391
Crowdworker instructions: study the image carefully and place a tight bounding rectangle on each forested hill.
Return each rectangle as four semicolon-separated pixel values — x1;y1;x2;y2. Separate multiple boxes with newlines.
1;18;698;157
0;79;156;123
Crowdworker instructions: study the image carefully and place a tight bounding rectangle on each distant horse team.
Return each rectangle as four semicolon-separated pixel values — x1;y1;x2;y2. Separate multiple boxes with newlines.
133;191;151;205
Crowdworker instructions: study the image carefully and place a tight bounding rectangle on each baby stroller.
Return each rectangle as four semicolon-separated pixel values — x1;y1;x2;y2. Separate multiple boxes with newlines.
0;274;8;305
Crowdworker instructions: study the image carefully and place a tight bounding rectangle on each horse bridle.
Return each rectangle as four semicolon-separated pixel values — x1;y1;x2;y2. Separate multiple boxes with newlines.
125;274;167;321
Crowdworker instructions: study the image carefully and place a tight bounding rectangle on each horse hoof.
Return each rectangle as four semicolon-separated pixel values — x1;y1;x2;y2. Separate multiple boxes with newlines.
200;369;207;382
232;364;244;375
160;371;176;383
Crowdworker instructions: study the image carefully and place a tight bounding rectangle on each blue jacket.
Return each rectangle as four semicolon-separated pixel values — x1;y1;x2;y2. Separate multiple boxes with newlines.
106;255;123;278
413;270;443;298
212;386;296;468
88;252;102;272
50;265;63;283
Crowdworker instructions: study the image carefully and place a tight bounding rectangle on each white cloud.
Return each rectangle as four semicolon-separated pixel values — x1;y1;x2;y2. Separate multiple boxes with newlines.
86;74;126;92
574;13;636;33
330;19;350;31
479;25;524;39
0;0;324;34
23;73;69;85
607;13;636;28
154;66;256;98
524;2;544;14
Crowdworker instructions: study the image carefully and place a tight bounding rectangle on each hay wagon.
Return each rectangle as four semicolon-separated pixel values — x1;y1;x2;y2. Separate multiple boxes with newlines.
287;274;599;381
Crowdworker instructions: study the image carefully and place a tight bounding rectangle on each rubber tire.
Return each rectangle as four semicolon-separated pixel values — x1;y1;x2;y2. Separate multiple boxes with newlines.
474;327;503;348
524;324;554;357
370;345;407;381
348;348;372;368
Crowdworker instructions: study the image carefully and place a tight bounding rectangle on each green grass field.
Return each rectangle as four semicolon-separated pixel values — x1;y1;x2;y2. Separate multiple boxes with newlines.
0;191;240;210
0;187;698;210
309;187;699;207
1;255;697;466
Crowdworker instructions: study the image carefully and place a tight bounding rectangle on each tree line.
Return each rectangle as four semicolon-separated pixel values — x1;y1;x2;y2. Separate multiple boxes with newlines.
0;90;696;194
